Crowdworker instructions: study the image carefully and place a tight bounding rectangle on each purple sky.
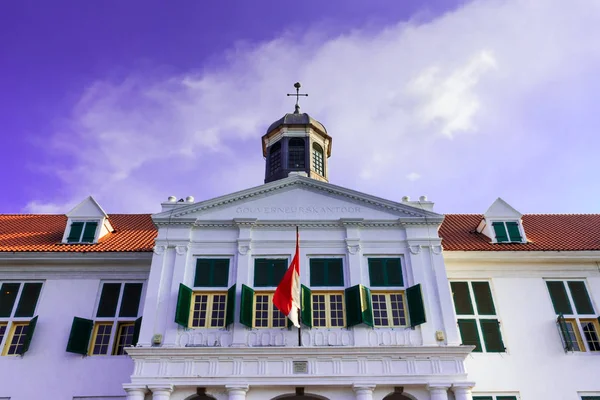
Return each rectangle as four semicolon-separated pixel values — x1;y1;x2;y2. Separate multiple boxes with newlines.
2;0;600;215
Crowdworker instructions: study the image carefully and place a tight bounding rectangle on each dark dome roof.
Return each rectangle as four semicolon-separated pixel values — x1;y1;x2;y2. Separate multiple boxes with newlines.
266;112;327;135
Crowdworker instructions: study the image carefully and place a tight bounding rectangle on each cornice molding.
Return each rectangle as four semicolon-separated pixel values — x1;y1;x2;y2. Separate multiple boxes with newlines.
443;250;600;263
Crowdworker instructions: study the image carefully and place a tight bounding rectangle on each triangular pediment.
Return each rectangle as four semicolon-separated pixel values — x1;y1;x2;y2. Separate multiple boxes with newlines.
66;196;108;218
484;197;522;219
153;176;442;223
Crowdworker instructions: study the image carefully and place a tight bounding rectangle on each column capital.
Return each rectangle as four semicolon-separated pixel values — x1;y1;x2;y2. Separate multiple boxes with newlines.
123;384;147;393
352;384;375;393
427;383;452;391
226;384;249;393
148;384;174;394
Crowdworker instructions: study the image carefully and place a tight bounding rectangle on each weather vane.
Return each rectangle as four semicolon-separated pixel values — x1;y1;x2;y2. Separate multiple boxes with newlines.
287;82;308;114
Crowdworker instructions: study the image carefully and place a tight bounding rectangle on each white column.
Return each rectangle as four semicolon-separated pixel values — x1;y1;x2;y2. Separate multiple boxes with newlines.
149;385;174;400
427;384;450;400
452;383;475;400
226;384;249;400
123;386;146;400
353;384;375;400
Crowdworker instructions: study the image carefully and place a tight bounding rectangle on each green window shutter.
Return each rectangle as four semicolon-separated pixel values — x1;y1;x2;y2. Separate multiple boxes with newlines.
81;222;98;243
119;283;143;317
480;319;505;352
301;284;312;328
368;259;385;286
194;259;212;287
472;397;493;400
361;285;373;327
0;282;21;317
450;282;474;315
14;282;43;318
212;259;230;287
240;284;254;327
132;316;142;346
457;319;482;352
326;259;344;286
96;283;121;318
582;397;600;400
497;397;518;400
505;221;522;242
254;259;270;287
273;259;288;286
66;316;93;355
472;282;496;315
407;284;426;327
345;284;363;327
174;283;192;327
20;315;38;355
567;281;595;315
226;284;236;327
546;281;573;315
557;314;574;351
385;258;403;286
310;259;344;286
310;259;327;286
67;222;84;242
492;222;509;243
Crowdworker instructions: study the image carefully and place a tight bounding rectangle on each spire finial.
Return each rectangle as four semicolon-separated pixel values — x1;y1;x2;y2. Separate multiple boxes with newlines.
286;82;308;114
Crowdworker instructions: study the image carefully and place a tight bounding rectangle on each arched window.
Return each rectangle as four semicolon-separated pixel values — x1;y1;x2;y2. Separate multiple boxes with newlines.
312;142;324;176
288;138;305;169
269;142;282;175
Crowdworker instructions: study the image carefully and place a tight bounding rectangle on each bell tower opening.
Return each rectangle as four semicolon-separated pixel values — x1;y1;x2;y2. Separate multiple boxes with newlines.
262;82;332;184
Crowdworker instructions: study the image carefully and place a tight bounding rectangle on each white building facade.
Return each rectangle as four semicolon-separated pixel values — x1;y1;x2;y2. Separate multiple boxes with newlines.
0;107;599;400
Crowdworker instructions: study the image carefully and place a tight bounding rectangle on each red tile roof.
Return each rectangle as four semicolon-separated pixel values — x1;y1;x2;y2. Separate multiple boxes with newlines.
440;214;600;251
0;214;156;252
1;213;598;253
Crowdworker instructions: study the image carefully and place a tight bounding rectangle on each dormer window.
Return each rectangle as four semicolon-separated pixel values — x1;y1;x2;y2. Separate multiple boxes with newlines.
492;221;523;243
66;221;99;243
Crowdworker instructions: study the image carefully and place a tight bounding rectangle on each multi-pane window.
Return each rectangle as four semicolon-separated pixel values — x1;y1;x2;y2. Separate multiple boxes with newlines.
372;292;408;327
312;143;324;176
269;142;282;175
473;396;518;400
491;221;522;243
66;221;99;243
546;280;600;352
288;138;305;168
312;293;345;328
253;293;286;328
65;282;142;356
0;281;42;356
451;281;505;352
190;293;227;328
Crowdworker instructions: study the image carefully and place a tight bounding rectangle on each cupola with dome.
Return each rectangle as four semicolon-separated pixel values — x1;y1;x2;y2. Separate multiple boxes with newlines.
262;82;332;183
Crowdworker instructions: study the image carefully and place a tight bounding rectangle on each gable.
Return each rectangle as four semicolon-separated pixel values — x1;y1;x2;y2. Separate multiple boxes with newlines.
484;197;522;219
66;196;108;218
153;176;442;223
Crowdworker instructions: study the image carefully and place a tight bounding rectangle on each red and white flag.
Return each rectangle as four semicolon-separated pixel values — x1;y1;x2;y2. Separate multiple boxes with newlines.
273;228;301;328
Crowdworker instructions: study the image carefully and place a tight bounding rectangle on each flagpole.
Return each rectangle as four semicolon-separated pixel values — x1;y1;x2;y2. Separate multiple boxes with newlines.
297;226;302;347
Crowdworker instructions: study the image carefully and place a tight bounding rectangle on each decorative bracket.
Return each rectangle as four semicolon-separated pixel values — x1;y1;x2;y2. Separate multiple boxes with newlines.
237;239;252;255
153;245;166;255
175;245;189;255
409;245;422;255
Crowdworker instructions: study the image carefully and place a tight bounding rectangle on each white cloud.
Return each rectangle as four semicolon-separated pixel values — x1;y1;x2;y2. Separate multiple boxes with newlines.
26;0;600;213
406;172;421;182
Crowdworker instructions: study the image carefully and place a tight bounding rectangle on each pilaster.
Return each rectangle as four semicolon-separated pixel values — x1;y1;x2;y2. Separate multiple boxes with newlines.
342;219;367;345
163;244;191;346
231;219;256;347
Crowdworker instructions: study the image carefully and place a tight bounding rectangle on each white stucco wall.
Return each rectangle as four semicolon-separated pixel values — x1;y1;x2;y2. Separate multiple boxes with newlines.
445;253;600;400
0;257;149;400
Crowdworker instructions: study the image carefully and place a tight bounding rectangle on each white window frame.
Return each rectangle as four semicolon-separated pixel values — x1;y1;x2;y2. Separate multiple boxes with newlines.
0;281;43;356
546;279;599;353
89;281;145;356
450;280;506;353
